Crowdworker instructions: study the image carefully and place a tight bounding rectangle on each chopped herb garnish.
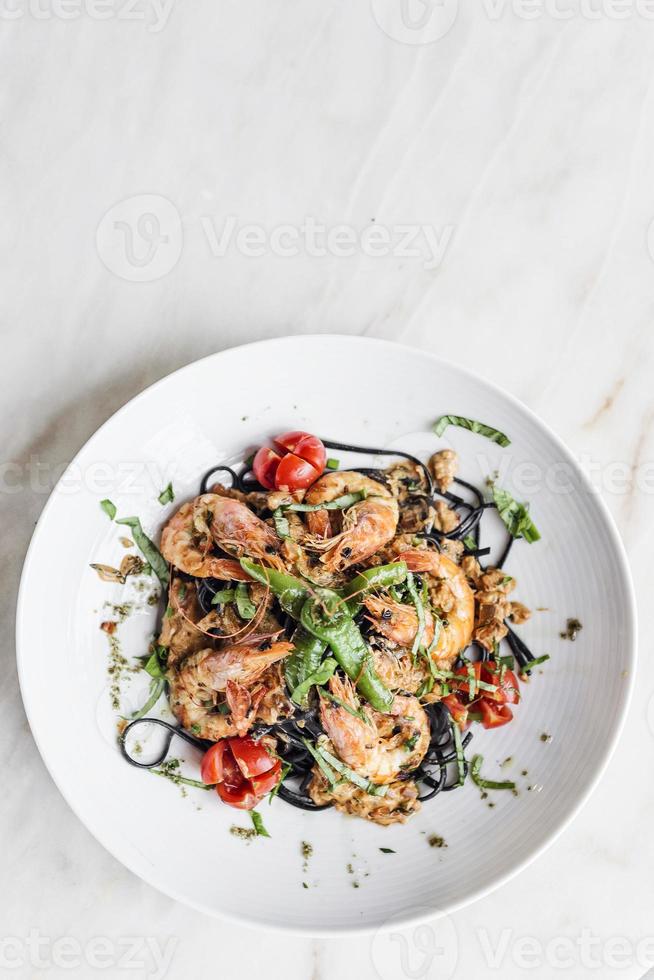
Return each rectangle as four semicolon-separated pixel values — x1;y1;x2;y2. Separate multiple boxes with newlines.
309;739;388;797
272;507;291;539
235;583;256;620
470;754;516;791
491;485;540;543
115;516;170;586
129;677;165;720
157;483;175;505
290;657;338;706
452;718;466;786
100;499;116;520
322;688;371;724
326;457;340;470
463;534;477;551
268;762;291;803
250;810;271;838
433;415;511;447
379;847;396;854
144;645;167;679
560;617;583;641
284;491;366;513
211;588;235;606
405;572;426;655
521;654;550;674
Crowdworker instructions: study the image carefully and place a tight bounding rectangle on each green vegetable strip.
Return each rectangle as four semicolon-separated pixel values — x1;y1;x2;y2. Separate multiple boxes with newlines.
452;718;466;786
130;677;165;720
100;499;116;520
284;627;328;696
250;810;271;837
116;516;170;586
211;588;235;606
321;689;372;725
343;562;407;614
521;654;550;673
272;508;290;539
151;768;214;790
470;754;516;791
315;742;388;797
301;738;338;788
240;559;310;619
433;414;511;447
491;485;541;543
300;599;394;713
405;572;426;655
235;583;256;620
284;490;366;513
289;656;338;706
326;458;340;470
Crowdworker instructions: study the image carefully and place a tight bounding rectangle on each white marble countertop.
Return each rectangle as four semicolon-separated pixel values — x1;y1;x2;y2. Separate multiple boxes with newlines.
3;2;653;978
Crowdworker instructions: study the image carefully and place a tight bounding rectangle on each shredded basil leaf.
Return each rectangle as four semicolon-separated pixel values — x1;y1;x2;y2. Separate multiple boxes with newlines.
315;741;388;797
272;507;291;539
491;485;541;543
129;677;165;720
284;490;366;513
470;754;516;791
406;572;426;655
290;657;338;706
322;689;372;725
157;483;175;505
100;499;116;520
150;767;213;790
235;583;256;620
452;718;466;786
301;738;338;788
379;847;396;854
463;534;477;551
211;588;235;606
144;645;167;679
250;810;271;838
521;654;550;673
268;762;292;804
115;516;170;586
433;415;511;447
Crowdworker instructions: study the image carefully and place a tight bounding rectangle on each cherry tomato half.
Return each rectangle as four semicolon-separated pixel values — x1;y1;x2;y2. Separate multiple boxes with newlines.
478;698;514;729
200;741;230;785
274;452;322;492
228;735;276;779
201;737;283;811
274;431;326;473
252;447;282;490
442;693;469;728
480;661;521;705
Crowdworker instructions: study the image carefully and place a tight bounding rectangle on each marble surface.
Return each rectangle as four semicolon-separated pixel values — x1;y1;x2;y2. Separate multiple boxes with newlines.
3;2;654;978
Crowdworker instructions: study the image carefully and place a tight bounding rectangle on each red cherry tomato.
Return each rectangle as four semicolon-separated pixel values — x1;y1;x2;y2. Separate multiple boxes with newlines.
228;735;276;779
274;431;326;472
480;661;521;705
250;758;282;796
200;737;283;811
442;693;469;728
216;781;262;810
252;447;282;490
274;452;321;492
478;698;514;729
200;741;230;785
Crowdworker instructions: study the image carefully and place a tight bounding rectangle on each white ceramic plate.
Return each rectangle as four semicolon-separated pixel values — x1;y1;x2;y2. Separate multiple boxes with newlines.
17;336;636;935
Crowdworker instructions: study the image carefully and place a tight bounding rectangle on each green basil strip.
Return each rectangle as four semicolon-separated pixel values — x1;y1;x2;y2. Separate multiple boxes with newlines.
100;499;116;520
470;754;516;791
301;738;338;788
150;768;214;790
433;414;511;447
211;588;235;606
250;810;271;837
129;677;165;720
290;657;338;706
235;583;256;620
491;485;541;543
406;572;426;655
284;490;366;513
452;719;466;786
157;483;175;505
315;742;388;797
115;516;170;585
521;654;550;674
272;507;291;539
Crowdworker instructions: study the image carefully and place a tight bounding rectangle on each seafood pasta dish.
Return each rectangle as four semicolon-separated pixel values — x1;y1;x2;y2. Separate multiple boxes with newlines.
105;420;546;827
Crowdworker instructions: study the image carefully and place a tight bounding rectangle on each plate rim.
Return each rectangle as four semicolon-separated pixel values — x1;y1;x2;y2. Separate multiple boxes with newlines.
16;334;638;936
